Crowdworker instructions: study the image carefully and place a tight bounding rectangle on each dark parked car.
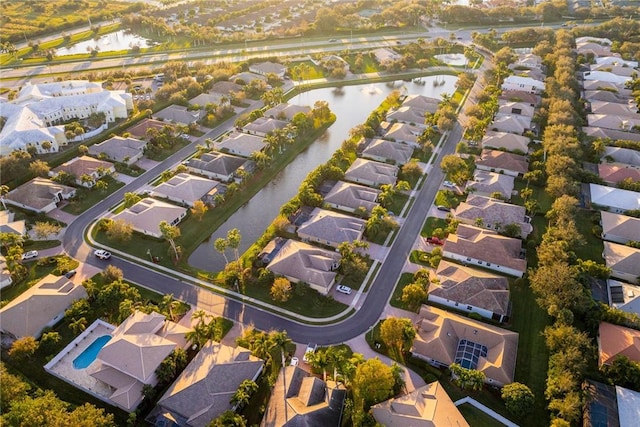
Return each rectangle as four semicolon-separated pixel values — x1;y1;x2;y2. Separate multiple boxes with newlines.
426;236;445;245
436;205;451;212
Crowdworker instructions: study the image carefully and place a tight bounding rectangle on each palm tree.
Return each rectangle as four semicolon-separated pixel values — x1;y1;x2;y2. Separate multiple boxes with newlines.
69;317;87;334
230;379;258;409
307;349;330;382
0;185;9;210
214;238;229;266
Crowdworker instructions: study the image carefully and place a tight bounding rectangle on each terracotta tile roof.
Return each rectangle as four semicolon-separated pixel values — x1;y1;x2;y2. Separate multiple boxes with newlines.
598;322;640;366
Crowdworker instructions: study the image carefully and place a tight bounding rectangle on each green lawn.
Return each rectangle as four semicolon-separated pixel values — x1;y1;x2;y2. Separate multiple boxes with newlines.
62;177;125;215
344;53;381;73
458;403;508;427
1;256;78;302
389;272;424;312
421;217;448;237
574;209;604;262
512;180;552;213
386;193;410;216
434;190;466;209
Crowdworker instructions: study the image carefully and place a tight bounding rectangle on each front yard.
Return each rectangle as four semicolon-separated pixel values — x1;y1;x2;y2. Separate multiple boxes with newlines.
62;176;125;215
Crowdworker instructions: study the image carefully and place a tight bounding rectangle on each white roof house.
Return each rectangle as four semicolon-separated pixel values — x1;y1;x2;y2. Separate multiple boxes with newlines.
601;211;640;245
150;173;220;207
589;184;640;213
617;385;640;427
373;47;401;63
264;103;311;121
465;171;515;200
490;114;531;135
587;114;640;131
481;131;529;153
386;107;427;127
241;117;288;137
215;132;266;158
583;71;631;85
501;75;545;94
88;136;147;165
595;56;638;68
111;198;187;238
603;147;640;167
603;242;640;284
248;61;287;77
608;279;640;317
498;102;535;118
379;121;423;147
401;94;440;114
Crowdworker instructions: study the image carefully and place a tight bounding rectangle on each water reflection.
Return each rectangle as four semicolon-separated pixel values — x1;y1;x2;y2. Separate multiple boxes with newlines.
188;75;458;272
56;30;153;56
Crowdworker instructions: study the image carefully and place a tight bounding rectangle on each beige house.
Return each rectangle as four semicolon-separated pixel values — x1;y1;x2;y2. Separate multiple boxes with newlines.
598;322;640;367
498;102;535;118
242;117;288;137
150;173;220;207
111;198;187;239
153;105;202;125
443;224;526;278
0;256;12;289
601;211;640;245
0;210;26;237
587;114;640;131
360;138;414;165
0;274;86;338
598;164;640;185
490;114;530;135
465;171;515;200
89;311;190;412
401;94;440;114
127;118;169;140
264;103;311;121
590;101;640;118
323;181;381;215
412;305;519;386
248;61;286;78
216;132;266;158
186;152;248;182
371;381;469;427
379;121;422;147
475;149;528;177
152;341;264;427
266;239;341;295
481;131;529;154
297;207;365;248
429;260;510;322
602;146;640;167
386;107;427;127
261;366;346;427
344;158;398;187
453;195;532;239
4;178;76;213
373;47;401;64
50;156;115;187
88;136;147;165
603;242;640;284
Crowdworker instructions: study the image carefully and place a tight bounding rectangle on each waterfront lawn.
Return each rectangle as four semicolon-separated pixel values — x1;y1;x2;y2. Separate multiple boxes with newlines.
345;54;380;74
421;216;448;237
62;177;125;215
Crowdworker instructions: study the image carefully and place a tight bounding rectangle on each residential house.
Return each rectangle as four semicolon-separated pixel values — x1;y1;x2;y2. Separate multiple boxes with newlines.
513;53;543;70
590;101;640;118
151;341;264;427
0;210;26;237
89;311;190;412
429;260;510;322
602;147;640;167
598;322;640;367
583;381;640;427
598;164;640;185
576;42;612;57
379;121;422;147
242;117;288;137
443;224;526;277
411;305;519;386
261;366;346;427
584;90;634;104
386;107;427;127
373;47;401;64
344;158;398;187
453;195;532;238
590;63;638;78
4;178;76;213
150;173;220;207
209;80;243;97
601;211;640;244
0;256;11;289
231;72;266;84
465;171;515;200
512;67;546;83
153;105;202;125
111;198;187;239
584;126;640;143
188;92;225;107
583;71;631;85
127;118;170;140
323;181;381;215
186;152;248;182
575;36;612;46
0;274;86;338
497;102;535;118
360;138;414;165
588;184;640;213
489;114;531;135
481;131;529;154
88;136;147;165
582;79;631;95
603;242;640;284
371;381;469;427
498;91;540;106
263;103;311;121
500;75;545;94
266;239;341;295
248;61;287;78
216;132;266;158
50;156;115;187
475;149;529;177
297;207;365;248
594;56;638;68
401;94;440;114
608;279;640;317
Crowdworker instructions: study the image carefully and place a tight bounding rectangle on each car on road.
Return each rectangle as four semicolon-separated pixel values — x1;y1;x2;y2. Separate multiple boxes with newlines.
426;236;445;245
94;249;111;260
436;205;451;212
64;269;77;279
443;180;456;188
328;38;337;42
290;356;299;366
336;285;352;295
21;250;38;260
303;343;317;362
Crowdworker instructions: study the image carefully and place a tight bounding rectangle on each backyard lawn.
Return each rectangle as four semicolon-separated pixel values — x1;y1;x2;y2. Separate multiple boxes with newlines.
62;176;125;215
389;272;423;312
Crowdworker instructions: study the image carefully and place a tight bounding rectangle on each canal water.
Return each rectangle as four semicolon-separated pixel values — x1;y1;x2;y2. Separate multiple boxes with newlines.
188;75;458;272
56;30;153;56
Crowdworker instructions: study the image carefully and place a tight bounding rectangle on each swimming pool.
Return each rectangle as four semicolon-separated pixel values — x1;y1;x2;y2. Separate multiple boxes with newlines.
72;335;111;369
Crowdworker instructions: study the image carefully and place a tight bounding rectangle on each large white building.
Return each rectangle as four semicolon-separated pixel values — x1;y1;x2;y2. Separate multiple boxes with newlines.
0;81;133;156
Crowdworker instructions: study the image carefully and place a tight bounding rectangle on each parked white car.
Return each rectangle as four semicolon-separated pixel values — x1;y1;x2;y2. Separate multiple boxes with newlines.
303;343;317;362
94;249;111;260
336;285;352;295
21;250;38;260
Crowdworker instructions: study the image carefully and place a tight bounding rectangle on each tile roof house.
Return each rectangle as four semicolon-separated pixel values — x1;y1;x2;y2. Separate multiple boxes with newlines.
575;36;612;46
513;53;543;70
443;224;526;277
481;131;530;154
371;381;469;427
584;89;633;104
429;260;510;322
360;138;414;165
0;274;86;338
602;147;640;167
260;366;346;427
89;311;190;411
583;71;632;85
588;184;640;214
588;114;640;131
248;61;287;78
489;114;531;135
111;198;187;239
386;107;427;127
344;158;398;187
373;47;402;64
379;121;422;147
475;149;529;177
264;103;311;121
152;341;264;427
241;117;288;137
401;94;440;114
88;136;147;165
465;171;515;200
598;164;640;185
498;101;535;118
498;91;541;106
412;305;519;386
50;156;115;187
209;80;243;96
127;118;170;140
4;178;76;214
231;72;266;84
153;105;202;125
603;242;640;284
323;181;381;215
266;239;341;295
584;126;640;143
216;132;266;158
576;42;612;57
453;195;532;239
594;56;638;68
500;75;545;94
590;101;640;118
598;322;640;367
297;207;366;248
150;173;220;207
590;63;638;78
0;210;26;237
188;92;226;107
186;152;248;182
582;79;631;94
601;211;640;244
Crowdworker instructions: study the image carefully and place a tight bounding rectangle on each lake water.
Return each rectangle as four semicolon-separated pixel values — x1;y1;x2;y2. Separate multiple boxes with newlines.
56;30;153;56
188;76;458;272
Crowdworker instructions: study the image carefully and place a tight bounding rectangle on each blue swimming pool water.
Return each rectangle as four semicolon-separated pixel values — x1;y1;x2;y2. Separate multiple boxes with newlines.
72;335;111;369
